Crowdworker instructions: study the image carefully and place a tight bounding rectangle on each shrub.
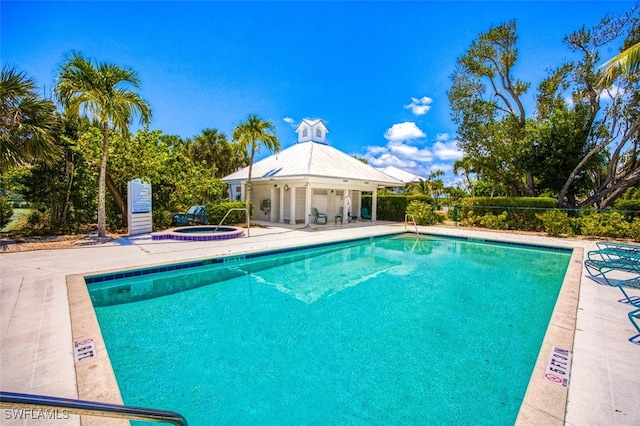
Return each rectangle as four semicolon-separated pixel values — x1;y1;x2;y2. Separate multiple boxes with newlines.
0;196;14;228
614;199;640;212
478;212;509;230
630;218;640;242
536;209;572;237
456;197;557;231
406;201;436;225
153;209;173;230
459;211;476;227
578;211;630;238
205;200;252;225
363;194;433;221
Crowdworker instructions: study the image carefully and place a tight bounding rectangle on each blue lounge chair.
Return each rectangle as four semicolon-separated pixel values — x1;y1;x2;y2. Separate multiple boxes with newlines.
585;248;640;307
313;208;328;225
629;308;640;338
360;207;372;221
171;205;208;226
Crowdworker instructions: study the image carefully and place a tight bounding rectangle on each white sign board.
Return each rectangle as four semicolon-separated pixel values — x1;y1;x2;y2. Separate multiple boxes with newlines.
74;338;96;362
127;179;153;236
129;179;152;213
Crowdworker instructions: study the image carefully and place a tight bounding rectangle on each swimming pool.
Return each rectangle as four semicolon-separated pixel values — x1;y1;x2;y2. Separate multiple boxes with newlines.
87;234;571;424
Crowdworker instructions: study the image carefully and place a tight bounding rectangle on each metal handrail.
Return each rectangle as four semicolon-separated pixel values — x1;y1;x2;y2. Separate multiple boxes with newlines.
214;207;249;236
0;391;188;425
404;214;420;254
404;214;419;236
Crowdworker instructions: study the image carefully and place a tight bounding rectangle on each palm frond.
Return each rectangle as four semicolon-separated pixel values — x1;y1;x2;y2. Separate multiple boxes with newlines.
599;41;640;87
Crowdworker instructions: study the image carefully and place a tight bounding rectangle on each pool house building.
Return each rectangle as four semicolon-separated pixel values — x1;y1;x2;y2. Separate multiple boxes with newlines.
222;119;403;226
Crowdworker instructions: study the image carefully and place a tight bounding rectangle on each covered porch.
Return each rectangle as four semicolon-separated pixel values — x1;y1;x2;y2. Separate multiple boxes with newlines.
246;177;383;227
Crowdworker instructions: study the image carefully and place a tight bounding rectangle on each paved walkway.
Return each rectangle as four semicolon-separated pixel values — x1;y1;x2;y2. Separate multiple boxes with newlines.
1;224;638;425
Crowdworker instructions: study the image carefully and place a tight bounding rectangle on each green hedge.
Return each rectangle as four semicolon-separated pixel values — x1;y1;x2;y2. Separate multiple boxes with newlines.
454;197;558;231
362;195;433;221
613;199;640;212
204;200;252;225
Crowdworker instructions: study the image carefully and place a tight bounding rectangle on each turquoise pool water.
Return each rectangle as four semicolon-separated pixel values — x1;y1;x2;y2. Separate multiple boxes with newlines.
89;235;571;425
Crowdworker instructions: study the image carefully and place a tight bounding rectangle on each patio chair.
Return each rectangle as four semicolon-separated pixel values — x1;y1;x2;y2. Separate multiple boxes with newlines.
585;250;640;306
171;205;208;226
591;243;640;262
347;211;358;222
584;256;640;285
629;308;640;335
313;208;328;225
335;207;343;225
360;207;372;221
596;241;640;254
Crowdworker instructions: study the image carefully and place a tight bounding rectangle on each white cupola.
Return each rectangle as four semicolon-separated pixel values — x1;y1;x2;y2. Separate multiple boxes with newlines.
295;118;329;144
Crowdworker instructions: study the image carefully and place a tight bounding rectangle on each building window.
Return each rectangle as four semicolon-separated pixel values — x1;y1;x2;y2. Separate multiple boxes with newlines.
316;129;322;138
303;128;308;138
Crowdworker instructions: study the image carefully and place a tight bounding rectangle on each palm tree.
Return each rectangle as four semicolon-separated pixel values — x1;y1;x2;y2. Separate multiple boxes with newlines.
405;170;445;200
55;52;151;237
186;128;249;178
599;41;640;87
1;66;60;172
232;115;280;236
187;128;229;174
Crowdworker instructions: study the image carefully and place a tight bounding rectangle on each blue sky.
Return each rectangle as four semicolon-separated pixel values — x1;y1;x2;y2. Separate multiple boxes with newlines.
1;1;634;184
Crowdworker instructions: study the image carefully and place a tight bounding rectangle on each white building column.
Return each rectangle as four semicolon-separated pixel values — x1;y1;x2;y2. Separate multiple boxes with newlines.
279;187;285;224
289;187;296;225
372;189;378;222
305;184;312;226
344;189;352;222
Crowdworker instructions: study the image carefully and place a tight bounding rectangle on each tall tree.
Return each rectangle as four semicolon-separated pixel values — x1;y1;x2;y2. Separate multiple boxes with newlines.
405;170;445;199
448;21;534;196
186;128;248;178
232;115;280;235
555;8;640;208
55;52;151;237
0;66;60;172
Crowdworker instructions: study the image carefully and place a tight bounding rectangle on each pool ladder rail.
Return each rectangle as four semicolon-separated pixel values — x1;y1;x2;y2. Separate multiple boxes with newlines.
215;207;250;236
404;214;420;253
0;391;188;425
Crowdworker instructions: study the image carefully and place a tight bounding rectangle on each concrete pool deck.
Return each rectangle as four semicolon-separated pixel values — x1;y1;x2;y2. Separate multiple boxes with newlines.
1;223;639;425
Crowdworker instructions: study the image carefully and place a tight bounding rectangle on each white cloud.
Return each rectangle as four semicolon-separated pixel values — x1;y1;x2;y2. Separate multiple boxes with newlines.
429;163;454;174
433;140;463;161
600;84;623;102
387;140;433;162
283;117;296;125
404;96;433;115
364;130;464;185
436;133;450;141
384;122;426;142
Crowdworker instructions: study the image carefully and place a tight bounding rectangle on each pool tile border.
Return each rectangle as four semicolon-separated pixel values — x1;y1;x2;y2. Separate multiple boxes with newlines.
85;233;572;284
84;235;379;284
69;232;579;424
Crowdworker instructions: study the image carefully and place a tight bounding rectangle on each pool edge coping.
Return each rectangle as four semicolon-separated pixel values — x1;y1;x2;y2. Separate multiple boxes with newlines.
515;246;582;425
67;274;128;426
67;232;580;424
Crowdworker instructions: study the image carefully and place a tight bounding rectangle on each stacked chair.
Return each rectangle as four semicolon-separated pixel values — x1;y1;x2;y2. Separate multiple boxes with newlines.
585;242;640;344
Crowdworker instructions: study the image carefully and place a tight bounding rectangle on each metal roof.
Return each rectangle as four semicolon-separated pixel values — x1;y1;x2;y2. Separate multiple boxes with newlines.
376;165;425;183
222;141;403;186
